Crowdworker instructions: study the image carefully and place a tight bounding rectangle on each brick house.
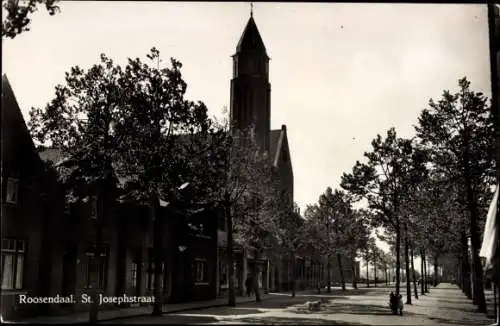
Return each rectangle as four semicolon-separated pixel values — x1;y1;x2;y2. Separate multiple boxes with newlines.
1;75;218;320
1;75;67;319
38;148;218;311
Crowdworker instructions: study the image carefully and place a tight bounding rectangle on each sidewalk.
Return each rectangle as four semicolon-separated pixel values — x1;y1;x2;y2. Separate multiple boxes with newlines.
11;294;274;324
403;283;497;326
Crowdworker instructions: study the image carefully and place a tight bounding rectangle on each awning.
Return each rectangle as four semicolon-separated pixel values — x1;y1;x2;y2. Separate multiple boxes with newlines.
479;185;498;271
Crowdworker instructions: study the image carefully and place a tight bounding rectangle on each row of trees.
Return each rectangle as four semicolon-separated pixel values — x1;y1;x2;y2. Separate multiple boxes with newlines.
338;77;496;312
299;189;396;293
298;189;371;293
293;77;493;312
28;49;299;320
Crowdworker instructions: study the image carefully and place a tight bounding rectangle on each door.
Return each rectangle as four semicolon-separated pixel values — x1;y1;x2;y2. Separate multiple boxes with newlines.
61;242;77;310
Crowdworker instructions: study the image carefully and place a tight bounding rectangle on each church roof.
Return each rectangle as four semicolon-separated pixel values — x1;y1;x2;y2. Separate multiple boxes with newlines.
235;16;268;55
269;129;281;167
269;125;290;168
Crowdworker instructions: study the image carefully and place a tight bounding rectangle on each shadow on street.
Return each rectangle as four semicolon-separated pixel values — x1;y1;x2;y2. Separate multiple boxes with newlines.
428;316;493;326
221;316;365;325
289;302;415;317
104;314;220;325
186;307;266;316
234;297;348;310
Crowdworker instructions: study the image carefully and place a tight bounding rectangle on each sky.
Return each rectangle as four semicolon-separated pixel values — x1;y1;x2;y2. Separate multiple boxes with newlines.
2;2;493;255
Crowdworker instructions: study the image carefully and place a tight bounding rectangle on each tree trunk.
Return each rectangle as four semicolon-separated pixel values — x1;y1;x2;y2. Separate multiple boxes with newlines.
423;254;429;293
471;241;487;312
410;243;418;300
395;217;401;296
327;258;332;293
404;224;412;305
317;259;321;294
457;255;462;290
352;256;358;290
337;253;346;291
252;251;263;302
385;268;388;286
420;250;425;296
471;250;478;305
88;195;106;323
366;258;370;288
88;255;100;324
226;198;236;307
433;255;439;287
291;254;297;298
464;135;487;313
460;231;472;298
374;257;377;288
152;195;163;316
114;212;128;298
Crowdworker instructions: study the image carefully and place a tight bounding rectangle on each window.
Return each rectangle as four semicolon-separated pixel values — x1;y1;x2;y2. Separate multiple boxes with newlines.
6;178;19;204
1;238;25;290
219;260;228;288
127;261;137;289
85;244;109;290
193;258;208;284
98;246;109;290
147;263;163;291
218;215;226;231
147;248;163;292
90;197;98;219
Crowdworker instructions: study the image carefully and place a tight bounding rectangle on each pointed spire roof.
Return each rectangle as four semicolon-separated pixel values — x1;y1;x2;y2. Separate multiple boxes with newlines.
235;16;268;56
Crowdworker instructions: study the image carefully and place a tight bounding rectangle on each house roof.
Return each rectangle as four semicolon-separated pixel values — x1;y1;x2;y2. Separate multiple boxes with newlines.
235;16;268;56
38;127;292;189
2;74;43;169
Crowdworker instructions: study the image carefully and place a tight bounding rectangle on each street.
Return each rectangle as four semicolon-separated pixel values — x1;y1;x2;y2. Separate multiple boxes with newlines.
103;283;496;325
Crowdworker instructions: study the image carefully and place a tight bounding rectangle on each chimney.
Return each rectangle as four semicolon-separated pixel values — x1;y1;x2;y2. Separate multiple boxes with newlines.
281;124;286;132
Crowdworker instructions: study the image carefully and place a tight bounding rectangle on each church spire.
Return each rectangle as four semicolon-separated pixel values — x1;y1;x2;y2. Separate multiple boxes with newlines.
234;8;267;56
230;10;271;152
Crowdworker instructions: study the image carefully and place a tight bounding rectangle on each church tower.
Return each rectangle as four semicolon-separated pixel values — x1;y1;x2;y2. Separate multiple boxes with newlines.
230;11;271;152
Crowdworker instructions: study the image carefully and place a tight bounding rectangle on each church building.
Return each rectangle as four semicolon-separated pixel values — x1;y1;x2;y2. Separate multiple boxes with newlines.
216;11;295;295
230;12;294;207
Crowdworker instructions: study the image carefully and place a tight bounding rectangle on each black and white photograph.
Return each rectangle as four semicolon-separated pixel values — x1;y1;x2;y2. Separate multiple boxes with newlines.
1;1;499;325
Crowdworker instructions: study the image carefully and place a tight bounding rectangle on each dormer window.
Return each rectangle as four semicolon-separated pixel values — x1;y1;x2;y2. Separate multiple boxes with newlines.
6;178;19;204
